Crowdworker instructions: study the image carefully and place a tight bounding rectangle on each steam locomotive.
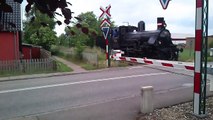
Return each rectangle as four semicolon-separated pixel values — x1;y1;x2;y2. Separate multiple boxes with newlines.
110;18;182;60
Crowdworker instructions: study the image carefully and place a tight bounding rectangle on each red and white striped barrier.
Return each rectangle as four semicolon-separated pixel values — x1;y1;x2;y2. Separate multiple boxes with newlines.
111;50;213;71
114;56;195;71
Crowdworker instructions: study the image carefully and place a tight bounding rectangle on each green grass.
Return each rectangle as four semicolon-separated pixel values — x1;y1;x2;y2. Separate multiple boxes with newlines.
179;48;213;62
0;71;54;77
179;48;194;62
0;71;24;77
80;63;98;70
0;60;72;77
54;46;129;70
55;61;73;72
64;54;103;70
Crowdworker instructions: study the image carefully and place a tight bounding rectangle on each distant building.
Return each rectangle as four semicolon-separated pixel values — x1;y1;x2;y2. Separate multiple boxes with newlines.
171;33;194;45
185;36;213;49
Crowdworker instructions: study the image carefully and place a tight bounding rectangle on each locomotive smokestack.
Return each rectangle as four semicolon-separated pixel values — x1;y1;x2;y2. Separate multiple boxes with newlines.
157;17;165;30
138;21;145;32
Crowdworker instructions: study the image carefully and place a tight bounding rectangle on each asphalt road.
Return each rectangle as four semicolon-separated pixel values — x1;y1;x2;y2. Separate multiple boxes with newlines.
0;65;201;120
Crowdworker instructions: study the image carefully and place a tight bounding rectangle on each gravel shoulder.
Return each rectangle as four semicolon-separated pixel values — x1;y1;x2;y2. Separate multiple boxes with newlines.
137;96;213;120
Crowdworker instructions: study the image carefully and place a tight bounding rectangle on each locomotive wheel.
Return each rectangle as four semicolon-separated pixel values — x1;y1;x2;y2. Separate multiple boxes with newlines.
157;52;167;60
156;48;178;61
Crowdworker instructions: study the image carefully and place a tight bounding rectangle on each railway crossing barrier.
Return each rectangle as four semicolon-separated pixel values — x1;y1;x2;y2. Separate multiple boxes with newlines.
111;50;213;92
111;50;213;71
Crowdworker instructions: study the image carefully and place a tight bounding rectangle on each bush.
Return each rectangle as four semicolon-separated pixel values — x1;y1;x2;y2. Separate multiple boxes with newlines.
50;45;60;55
74;45;85;60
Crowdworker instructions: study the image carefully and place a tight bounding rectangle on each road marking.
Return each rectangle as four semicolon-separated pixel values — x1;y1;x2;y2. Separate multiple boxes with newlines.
182;83;194;87
0;72;168;94
128;66;145;69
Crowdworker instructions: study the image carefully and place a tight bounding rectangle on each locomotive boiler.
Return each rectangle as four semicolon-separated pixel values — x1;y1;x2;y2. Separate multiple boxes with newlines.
111;18;182;60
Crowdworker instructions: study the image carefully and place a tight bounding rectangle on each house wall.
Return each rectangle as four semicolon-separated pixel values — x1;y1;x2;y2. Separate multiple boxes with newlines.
22;45;41;59
31;47;40;59
22;47;31;59
0;32;19;61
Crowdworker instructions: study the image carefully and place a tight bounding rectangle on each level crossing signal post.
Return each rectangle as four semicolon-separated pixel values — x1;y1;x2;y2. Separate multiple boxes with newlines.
193;0;209;117
159;0;209;117
99;5;112;67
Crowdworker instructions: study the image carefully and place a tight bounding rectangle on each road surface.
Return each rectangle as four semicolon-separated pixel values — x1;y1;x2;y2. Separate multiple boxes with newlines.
0;65;208;120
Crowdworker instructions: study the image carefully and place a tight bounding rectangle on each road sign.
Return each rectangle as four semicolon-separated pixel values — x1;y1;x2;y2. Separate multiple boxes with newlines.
100;18;111;27
101;27;110;39
99;5;111;19
99;4;112;68
159;0;170;9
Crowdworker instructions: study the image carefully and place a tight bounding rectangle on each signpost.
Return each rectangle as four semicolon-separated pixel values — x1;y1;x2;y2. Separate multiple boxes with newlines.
159;0;170;9
100;5;111;67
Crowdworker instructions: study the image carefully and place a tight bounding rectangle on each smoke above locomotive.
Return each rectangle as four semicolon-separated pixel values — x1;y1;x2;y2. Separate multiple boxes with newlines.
111;17;182;61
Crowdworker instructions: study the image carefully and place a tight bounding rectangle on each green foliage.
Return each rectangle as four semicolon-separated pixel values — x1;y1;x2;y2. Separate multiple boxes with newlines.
209;41;213;48
60;12;102;49
30;27;57;50
57;34;69;47
50;45;60;55
78;12;102;47
179;48;194;62
179;48;213;62
23;6;56;49
74;47;84;59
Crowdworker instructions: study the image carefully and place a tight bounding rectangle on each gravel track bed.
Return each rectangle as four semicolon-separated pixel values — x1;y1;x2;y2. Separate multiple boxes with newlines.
137;96;213;120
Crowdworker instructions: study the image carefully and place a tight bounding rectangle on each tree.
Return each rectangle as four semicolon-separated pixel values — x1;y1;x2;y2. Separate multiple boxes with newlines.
62;11;116;49
30;27;57;50
65;12;102;48
22;5;57;50
23;6;56;44
0;0;73;25
57;33;67;46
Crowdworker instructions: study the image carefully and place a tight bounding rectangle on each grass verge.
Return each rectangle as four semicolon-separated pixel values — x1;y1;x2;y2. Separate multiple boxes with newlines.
55;46;129;70
179;48;213;62
55;60;73;72
0;60;72;77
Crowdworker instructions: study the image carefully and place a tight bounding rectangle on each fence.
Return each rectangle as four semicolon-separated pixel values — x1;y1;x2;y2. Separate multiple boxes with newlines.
82;52;98;66
0;58;56;74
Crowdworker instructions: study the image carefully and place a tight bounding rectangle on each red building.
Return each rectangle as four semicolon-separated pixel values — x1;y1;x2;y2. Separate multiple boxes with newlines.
0;0;21;61
0;32;20;60
22;44;41;59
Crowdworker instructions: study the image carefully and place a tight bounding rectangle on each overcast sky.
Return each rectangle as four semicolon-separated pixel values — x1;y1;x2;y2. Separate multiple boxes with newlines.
22;0;213;36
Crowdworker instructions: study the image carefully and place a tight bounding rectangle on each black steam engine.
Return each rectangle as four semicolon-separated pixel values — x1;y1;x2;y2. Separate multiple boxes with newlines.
111;18;182;60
